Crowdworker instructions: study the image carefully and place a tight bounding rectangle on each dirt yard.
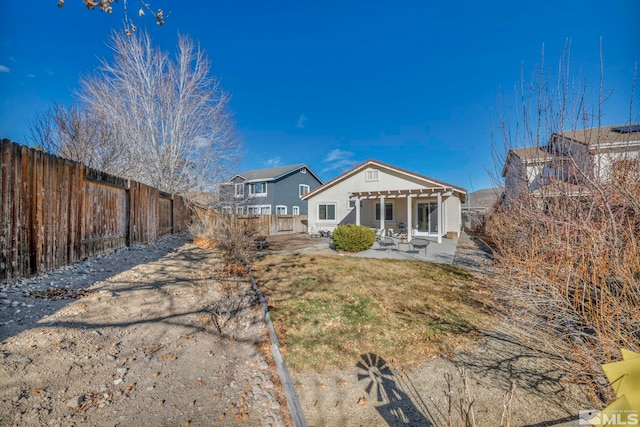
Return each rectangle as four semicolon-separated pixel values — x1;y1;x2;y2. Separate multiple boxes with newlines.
0;234;286;427
0;232;593;426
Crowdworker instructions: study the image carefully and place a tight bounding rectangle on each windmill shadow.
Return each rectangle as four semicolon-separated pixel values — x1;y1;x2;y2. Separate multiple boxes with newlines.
357;353;434;426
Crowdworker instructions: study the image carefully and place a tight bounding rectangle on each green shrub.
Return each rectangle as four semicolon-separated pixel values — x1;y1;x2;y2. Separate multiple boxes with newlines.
331;224;375;252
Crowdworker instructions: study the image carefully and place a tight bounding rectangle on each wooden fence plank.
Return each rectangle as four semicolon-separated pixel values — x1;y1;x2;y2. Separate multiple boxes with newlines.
0;141;6;280
0;141;194;281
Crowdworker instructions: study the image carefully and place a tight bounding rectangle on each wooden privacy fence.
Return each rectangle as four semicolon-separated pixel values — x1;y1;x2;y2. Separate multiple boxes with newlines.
0;139;192;281
194;207;308;237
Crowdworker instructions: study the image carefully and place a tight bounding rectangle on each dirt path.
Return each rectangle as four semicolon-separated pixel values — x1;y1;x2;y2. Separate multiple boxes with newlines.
0;235;286;426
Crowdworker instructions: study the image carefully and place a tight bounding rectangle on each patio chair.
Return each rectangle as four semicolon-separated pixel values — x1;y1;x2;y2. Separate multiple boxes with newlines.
410;238;429;256
378;236;395;252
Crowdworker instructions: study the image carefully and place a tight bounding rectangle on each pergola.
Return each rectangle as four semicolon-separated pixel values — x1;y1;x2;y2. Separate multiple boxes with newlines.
348;187;455;243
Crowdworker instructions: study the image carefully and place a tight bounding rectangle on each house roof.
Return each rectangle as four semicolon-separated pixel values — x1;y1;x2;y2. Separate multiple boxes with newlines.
230;163;322;184
509;147;555;162
555;123;640;147
501;147;556;177
302;159;467;202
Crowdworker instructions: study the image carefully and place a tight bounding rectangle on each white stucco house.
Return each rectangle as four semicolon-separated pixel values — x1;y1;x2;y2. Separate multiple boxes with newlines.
501;147;556;200
502;123;640;203
302;160;467;243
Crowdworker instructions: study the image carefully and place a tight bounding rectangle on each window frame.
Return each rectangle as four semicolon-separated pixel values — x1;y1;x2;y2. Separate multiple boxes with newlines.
276;205;287;215
247;205;271;215
249;182;267;197
375;202;394;221
348;199;364;209
299;184;310;198
318;203;337;221
234;183;244;198
292;206;300;215
365;169;379;182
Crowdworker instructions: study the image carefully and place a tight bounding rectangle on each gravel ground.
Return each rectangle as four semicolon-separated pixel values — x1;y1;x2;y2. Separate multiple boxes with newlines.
0;234;286;427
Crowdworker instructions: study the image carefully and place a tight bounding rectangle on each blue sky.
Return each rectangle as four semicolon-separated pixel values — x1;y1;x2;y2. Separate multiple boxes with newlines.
1;1;639;190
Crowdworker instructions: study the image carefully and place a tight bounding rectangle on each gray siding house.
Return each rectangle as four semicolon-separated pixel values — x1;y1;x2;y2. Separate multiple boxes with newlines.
219;164;323;215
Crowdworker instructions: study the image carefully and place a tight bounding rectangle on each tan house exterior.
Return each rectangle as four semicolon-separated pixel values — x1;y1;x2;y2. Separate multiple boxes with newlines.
302;160;466;243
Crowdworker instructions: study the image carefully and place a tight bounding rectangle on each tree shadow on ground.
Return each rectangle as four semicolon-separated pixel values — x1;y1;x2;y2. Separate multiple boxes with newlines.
0;235;225;342
453;329;583;414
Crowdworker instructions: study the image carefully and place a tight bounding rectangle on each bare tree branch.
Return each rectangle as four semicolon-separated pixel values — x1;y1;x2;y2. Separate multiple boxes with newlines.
78;30;241;194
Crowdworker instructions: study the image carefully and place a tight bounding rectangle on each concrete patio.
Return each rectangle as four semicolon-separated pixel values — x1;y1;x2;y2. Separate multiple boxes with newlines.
353;236;459;264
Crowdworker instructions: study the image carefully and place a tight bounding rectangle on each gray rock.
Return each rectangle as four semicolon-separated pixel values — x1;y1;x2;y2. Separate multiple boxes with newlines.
66;395;84;409
0;299;11;306
113;378;123;385
0;292;7;298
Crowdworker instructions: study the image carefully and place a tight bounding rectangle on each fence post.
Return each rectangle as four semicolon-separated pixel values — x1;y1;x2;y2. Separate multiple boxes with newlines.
125;179;131;247
171;194;175;234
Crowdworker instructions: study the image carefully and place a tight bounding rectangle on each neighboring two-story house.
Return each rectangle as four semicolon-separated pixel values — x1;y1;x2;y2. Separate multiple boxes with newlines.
219;164;323;215
502;123;640;202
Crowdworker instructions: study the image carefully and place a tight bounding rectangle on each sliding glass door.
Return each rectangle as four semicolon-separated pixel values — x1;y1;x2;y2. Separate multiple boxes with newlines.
416;202;438;234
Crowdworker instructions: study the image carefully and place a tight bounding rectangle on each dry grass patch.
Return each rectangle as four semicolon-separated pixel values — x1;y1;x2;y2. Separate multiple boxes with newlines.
251;253;495;370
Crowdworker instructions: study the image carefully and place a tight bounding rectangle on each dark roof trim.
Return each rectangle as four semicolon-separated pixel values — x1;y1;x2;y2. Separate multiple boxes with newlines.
229;164;323;184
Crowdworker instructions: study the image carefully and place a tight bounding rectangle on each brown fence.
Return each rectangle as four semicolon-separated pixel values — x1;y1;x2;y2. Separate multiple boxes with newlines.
0;139;193;281
194;207;308;237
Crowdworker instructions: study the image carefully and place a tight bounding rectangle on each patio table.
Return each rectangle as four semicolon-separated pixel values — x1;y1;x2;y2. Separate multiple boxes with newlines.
410;238;430;256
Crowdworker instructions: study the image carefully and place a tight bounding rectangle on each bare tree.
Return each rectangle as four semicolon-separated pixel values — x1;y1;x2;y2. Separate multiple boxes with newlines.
27;102;132;176
79;30;241;194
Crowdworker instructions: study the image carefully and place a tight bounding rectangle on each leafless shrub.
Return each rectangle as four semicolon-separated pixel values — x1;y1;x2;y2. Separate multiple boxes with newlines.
487;41;640;401
444;368;516;427
206;276;253;335
445;368;477;427
190;207;264;263
500;381;516;427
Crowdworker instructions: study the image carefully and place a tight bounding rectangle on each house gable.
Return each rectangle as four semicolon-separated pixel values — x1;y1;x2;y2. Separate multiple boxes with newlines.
305;159;466;202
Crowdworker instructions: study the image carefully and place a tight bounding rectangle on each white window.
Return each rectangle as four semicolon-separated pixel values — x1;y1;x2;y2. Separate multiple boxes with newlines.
318;203;336;221
249;182;267;196
348;200;363;209
221;206;232;214
365;169;379;182
292;206;300;215
248;205;272;215
276;205;287;215
236;206;244;215
234;183;244;197
375;202;393;221
299;184;310;198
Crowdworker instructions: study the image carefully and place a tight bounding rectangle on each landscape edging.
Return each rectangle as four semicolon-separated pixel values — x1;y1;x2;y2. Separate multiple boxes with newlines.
246;261;308;427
